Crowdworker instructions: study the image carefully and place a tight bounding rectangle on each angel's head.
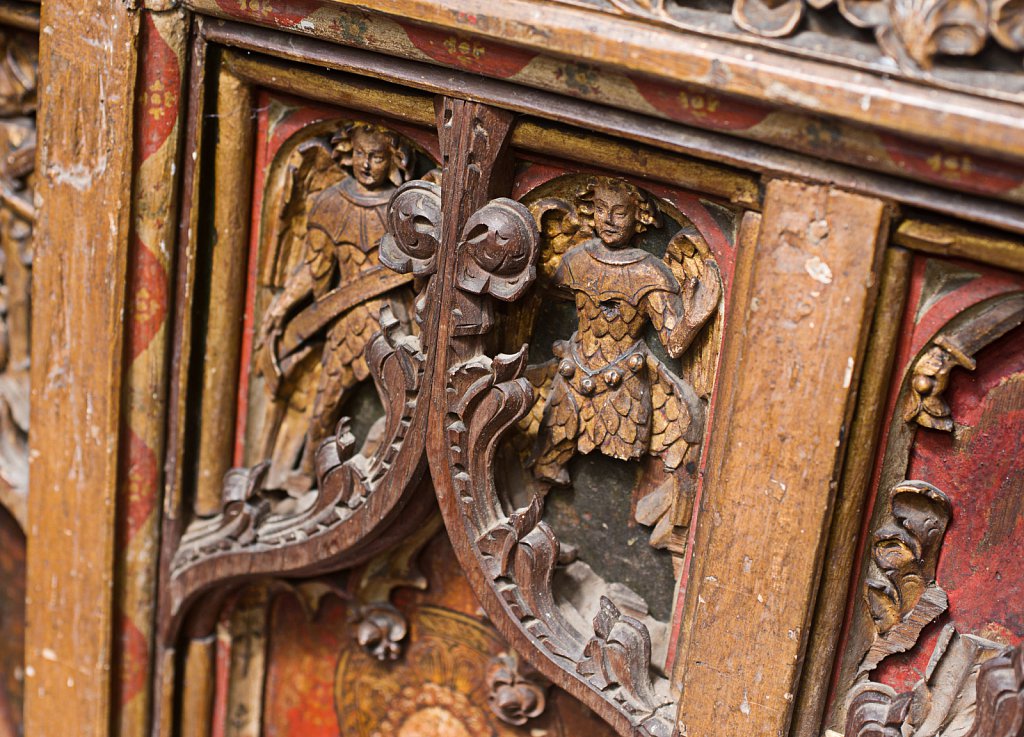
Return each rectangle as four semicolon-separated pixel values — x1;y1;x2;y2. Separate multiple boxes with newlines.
331;122;413;190
574;176;659;249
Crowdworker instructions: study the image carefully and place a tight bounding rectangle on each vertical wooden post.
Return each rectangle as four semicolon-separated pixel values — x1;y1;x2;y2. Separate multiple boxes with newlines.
674;179;889;737
25;2;139;736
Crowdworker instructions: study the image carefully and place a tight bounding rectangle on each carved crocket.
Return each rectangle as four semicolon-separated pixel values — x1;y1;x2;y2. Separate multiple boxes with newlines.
529;176;721;487
255;122;424;492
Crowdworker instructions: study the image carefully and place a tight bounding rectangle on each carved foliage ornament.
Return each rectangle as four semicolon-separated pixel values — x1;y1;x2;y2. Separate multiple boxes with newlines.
847;621;1024;737
859;480;952;676
594;0;1022;71
169;97;723;737
847;479;1024;737
904;292;1024;432
0;28;36;529
732;0;1024;68
166;121;442;633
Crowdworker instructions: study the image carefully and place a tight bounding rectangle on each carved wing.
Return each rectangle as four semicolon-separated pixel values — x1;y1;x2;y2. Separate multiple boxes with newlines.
662;227;713;292
266;138;339;288
528;196;583;281
663;227;723;398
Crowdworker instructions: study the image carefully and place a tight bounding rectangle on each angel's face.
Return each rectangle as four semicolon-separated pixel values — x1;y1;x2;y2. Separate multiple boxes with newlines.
350;129;393;189
592;185;638;249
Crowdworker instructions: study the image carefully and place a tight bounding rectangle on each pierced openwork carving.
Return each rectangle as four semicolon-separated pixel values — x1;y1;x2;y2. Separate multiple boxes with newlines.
166;120;441;632
411;97;725;737
858;480;952;676
731;0;1023;69
254;121;433;493
552;0;1023;72
904;292;1024;432
847;627;1024;737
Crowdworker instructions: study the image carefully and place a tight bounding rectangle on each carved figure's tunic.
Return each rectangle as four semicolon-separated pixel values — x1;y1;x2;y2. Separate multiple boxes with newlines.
288;176;413;461
531;239;702;484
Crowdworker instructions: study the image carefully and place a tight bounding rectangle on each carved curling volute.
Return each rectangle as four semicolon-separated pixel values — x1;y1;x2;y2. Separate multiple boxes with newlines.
860;480;952;675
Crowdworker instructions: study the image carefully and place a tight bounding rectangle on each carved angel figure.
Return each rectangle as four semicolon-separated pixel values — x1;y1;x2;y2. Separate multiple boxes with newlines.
529;176;720;487
255;122;420;491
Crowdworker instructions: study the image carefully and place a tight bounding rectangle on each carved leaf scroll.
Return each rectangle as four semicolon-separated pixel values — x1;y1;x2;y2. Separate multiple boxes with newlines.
904;292;1024;432
859;480;952;676
168;306;431;633
414;100;726;737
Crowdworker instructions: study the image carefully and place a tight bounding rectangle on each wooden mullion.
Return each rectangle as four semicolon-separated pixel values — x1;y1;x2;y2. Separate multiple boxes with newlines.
24;2;140;736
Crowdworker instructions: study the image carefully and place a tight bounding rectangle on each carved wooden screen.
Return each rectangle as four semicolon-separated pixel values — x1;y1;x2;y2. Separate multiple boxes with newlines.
15;1;1024;737
156;37;750;735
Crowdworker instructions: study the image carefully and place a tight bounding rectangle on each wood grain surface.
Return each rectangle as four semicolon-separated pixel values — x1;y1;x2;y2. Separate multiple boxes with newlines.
24;1;140;736
673;179;889;737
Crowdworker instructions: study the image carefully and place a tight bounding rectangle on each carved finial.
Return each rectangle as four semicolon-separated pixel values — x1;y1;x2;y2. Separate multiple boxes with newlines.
486;653;548;725
352;604;407;662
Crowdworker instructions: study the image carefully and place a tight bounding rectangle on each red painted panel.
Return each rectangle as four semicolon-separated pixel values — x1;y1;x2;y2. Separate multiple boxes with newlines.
877;326;1024;692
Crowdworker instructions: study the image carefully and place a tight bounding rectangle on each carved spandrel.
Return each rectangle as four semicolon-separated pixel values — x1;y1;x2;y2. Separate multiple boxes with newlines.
415;106;727;735
523;176;720;550
253;120;434;494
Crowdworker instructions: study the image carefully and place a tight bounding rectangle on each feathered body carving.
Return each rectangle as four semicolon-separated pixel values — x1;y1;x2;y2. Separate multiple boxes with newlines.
527;176;721;488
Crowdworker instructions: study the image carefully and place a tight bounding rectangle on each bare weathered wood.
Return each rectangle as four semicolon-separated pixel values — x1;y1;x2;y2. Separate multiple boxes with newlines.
511;121;760;210
179;637;215;737
791;247;913;737
893;219;1024;274
24;2;139;736
223;52;435;127
674;179;888;737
